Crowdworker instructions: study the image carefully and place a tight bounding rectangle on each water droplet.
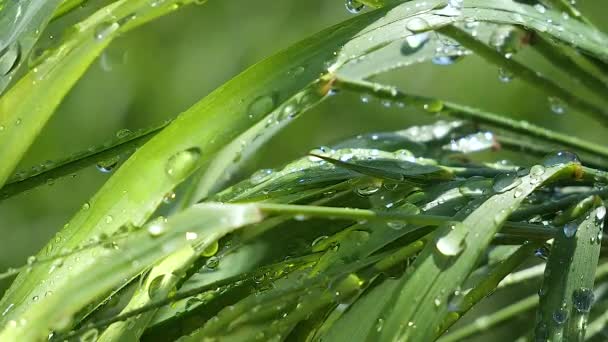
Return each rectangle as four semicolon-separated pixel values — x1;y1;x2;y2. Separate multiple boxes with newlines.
548;97;567;114
80;328;99;342
94;22;120;41
32;296;39;302
96;156;120;173
542;151;580;167
0;42;21;75
553;308;569;325
443;132;495;153
82;202;90;210
563;221;578;238
400;33;430;55
423;100;444;113
165;147;202;181
436;224;466;256
534;4;547;13
406;17;431;33
376;318;384;332
148;275;165;299
498;68;513;82
596;206;606;221
26;256;36;265
163;191;176;204
105;215;113;224
387;221;405;230
116;128;132;139
492;173;522;193
530;165;546;177
147;217;167;237
250;169;273;185
311;235;329;247
185;232;198;241
355;183;381;196
206;256;219;269
345;0;364;14
572;288;594;313
201;240;219;257
431;55;460;65
360;93;372;103
247;94;275;119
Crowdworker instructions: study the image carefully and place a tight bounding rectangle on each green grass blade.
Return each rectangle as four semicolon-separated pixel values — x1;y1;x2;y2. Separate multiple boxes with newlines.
0;203;264;341
0;0;63;94
0;123;165;201
0;7;403;340
0;0;202;189
375;161;580;341
437;243;539;336
535;197;604;341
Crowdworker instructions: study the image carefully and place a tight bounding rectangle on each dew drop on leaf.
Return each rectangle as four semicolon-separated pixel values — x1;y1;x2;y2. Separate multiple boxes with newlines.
432;55;460;66
116;128;132;139
206;256;219;269
165;147;202;181
96;156;120;173
345;0;364;14
406;17;431;33
201;240;219;257
435;224;466;256
247;94;275;119
163;191;176;204
553;308;569;325
563;221;578;238
572;287;594;313
311;235;329;248
548;96;567;114
596;206;606;222
94;22;120;41
355;183;381;196
80;328;99;342
387;221;405;230
0;42;21;76
542;151;580;167
423;99;444;113
492;173;521;193
148;275;165;299
400;33;429;55
534;4;547;13
147;217;167;237
498;68;513;82
250;168;273;185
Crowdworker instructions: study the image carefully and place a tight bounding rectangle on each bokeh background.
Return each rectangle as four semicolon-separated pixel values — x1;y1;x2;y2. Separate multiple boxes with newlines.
1;0;607;340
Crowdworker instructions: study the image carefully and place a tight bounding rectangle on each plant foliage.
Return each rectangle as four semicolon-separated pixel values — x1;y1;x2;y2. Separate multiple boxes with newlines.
1;0;608;341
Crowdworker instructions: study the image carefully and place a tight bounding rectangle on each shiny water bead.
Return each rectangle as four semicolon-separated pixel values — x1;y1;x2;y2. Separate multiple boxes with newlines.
553;307;569;325
400;33;429;55
345;0;364;14
165;148;202;181
492;173;521;193
247;94;275;119
548;96;567;114
563;221;578;238
572;287;594;313
406;17;432;33
542;151;580;167
435;224;466;256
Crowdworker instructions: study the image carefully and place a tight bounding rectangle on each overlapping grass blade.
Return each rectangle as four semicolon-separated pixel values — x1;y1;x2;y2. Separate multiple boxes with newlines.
0;6;398;340
0;0;203;189
535;197;604;341
0;0;62;94
374;161;580;341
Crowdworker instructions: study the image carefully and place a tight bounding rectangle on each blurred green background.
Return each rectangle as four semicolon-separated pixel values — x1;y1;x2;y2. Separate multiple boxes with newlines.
1;0;607;339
